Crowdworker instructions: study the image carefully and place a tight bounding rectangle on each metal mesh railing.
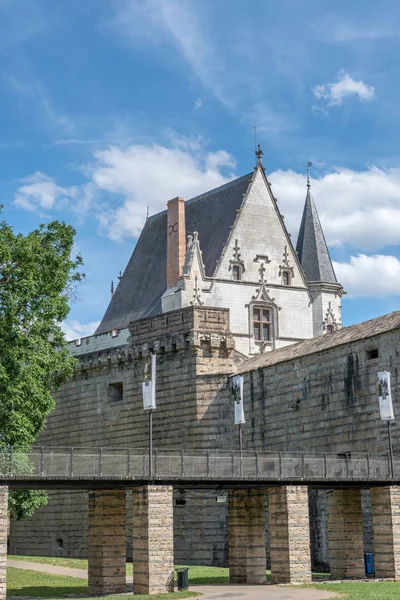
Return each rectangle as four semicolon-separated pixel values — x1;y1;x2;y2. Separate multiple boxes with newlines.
0;447;396;482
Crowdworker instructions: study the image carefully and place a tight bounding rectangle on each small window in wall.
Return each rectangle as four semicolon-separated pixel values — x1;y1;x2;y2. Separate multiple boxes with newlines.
232;265;241;281
367;349;379;360
109;382;123;402
326;324;334;334
282;271;291;286
56;538;64;549
253;307;272;341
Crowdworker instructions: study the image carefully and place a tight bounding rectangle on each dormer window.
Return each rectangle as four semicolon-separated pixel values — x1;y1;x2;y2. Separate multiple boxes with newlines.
282;271;291;286
232;265;242;281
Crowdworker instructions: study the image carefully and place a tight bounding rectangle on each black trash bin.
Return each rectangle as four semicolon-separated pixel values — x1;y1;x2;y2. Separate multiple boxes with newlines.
176;567;189;590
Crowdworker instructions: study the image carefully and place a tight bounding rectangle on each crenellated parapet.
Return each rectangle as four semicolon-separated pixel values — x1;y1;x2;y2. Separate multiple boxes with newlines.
129;306;235;359
72;306;236;375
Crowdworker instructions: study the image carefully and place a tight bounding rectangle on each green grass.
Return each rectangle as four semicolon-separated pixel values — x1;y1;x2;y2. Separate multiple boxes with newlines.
9;557;400;600
305;581;400;599
8;557;230;584
6;567;198;599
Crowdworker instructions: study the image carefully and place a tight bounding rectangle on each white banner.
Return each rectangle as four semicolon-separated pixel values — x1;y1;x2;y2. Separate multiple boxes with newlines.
142;354;156;410
378;371;394;421
232;375;245;425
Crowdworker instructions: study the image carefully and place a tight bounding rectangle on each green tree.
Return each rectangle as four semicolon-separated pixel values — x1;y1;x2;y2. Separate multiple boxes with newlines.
0;209;84;518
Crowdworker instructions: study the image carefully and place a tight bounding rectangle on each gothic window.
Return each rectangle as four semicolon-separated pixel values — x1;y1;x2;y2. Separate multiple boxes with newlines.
253;307;272;341
232;265;241;281
282;270;291;286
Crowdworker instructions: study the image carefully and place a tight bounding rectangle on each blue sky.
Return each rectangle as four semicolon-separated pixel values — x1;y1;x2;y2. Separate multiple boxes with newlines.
2;0;400;339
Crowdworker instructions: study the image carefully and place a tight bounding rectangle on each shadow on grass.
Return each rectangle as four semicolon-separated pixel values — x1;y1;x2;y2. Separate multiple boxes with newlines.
6;585;89;598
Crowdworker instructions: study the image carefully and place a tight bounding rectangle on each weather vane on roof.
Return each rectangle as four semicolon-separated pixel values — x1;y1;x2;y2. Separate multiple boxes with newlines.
306;161;312;189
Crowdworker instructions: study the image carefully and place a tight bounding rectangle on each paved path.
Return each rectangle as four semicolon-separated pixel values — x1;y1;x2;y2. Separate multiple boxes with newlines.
7;560;88;579
191;585;339;599
7;560;340;599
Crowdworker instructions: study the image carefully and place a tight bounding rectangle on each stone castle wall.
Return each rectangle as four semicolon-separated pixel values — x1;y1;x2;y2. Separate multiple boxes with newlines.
10;306;237;566
10;307;400;571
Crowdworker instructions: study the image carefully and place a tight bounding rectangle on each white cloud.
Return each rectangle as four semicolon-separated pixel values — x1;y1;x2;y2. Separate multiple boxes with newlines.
61;320;100;341
91;142;236;239
16;138;400;255
269;165;400;251
13;172;94;215
14;172;75;211
194;97;203;110
313;71;375;107
333;254;400;298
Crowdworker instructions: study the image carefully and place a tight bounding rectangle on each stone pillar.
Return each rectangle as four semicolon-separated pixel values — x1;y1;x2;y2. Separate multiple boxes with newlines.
228;489;266;584
132;486;174;595
371;486;400;579
0;487;8;600
88;490;127;596
268;486;312;584
328;489;364;579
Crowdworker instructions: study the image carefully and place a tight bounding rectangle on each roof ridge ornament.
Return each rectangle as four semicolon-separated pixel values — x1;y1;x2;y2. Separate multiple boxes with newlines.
306;160;312;190
255;144;264;167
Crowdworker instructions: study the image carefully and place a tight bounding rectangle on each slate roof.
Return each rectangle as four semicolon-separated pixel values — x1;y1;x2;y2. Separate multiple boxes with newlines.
296;188;337;283
237;310;400;374
95;172;253;334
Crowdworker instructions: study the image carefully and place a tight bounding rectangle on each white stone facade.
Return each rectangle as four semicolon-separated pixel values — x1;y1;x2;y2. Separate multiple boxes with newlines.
161;167;343;356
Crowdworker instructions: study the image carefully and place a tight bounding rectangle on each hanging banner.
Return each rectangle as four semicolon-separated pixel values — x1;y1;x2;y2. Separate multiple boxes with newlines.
142;354;156;410
232;375;245;425
378;371;394;421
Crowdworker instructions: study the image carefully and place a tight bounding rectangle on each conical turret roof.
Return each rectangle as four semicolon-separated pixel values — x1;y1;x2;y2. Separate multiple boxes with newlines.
296;187;337;283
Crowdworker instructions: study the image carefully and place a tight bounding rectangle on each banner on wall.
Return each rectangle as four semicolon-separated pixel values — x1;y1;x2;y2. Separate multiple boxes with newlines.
142;353;156;410
232;375;245;425
378;371;394;421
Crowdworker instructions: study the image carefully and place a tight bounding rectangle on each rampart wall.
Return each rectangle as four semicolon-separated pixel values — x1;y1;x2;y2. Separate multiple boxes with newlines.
10;307;400;571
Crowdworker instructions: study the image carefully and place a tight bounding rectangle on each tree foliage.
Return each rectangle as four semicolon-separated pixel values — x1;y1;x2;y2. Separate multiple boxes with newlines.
0;209;84;517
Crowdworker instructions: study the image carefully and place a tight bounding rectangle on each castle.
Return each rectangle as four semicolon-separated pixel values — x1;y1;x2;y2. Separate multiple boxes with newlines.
96;154;343;351
10;155;400;582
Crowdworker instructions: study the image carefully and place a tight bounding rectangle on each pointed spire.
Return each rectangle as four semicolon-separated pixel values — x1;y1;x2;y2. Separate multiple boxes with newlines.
296;170;337;284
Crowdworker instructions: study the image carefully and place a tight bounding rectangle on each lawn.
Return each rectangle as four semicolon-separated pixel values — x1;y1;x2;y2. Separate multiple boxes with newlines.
8;557;230;584
306;581;400;599
6;567;198;600
9;556;400;600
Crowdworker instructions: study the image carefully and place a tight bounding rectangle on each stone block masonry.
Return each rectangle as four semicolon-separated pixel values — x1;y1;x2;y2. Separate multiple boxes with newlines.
268;486;311;584
0;487;7;600
88;490;127;595
228;489;267;584
132;486;174;595
371;486;400;579
328;489;365;579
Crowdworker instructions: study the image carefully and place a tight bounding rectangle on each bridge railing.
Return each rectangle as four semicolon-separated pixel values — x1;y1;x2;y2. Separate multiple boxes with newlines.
0;447;396;481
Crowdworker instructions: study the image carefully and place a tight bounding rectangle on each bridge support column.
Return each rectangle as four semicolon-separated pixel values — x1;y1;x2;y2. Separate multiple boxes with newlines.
371;486;400;579
268;486;311;583
328;489;364;579
0;487;8;600
228;489;266;584
132;486;174;595
88;490;127;595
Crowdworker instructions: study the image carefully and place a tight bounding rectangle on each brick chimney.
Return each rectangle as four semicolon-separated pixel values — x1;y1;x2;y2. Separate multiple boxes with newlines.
167;196;186;288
